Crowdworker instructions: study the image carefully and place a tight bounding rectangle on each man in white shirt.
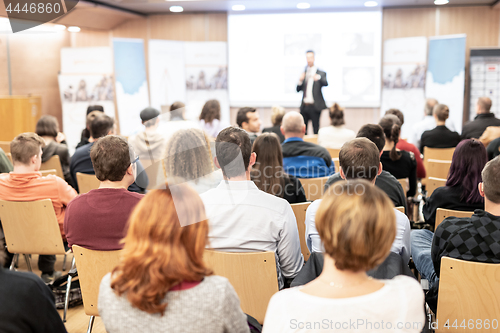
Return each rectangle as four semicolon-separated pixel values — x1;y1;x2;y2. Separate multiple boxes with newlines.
305;138;411;264
410;98;456;148
200;126;304;288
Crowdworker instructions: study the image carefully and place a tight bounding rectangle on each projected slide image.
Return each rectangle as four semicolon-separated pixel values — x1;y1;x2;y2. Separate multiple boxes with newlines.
343;67;374;97
342;33;374;56
186;66;228;90
383;65;426;89
284;34;322;56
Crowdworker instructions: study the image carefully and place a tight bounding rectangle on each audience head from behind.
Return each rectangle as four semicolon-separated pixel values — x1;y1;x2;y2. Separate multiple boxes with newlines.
356;124;386;153
82;106;104;140
447;139;487;204
236;107;261;134
379;115;401;161
140;107;160;130
339;138;382;183
10;132;45;171
271;106;286;127
476;97;492;115
199;99;221;125
480;156;500;208
251;132;286;197
329;103;345;127
433;104;450;124
170;101;186;120
87;105;104;115
424;98;438;116
90;135;137;188
215;126;255;180
36;115;59;140
281;111;306;139
109;184;212;314
90;114;115;140
385;109;404;126
163;128;214;184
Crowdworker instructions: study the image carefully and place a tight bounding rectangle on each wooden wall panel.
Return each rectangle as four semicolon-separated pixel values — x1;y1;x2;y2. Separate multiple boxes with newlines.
112;18;148;39
207;13;228;41
149;14;205;41
72;29;111;47
383;8;436;40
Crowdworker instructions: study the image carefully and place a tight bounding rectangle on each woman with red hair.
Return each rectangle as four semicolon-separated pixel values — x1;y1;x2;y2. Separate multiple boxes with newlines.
98;184;249;333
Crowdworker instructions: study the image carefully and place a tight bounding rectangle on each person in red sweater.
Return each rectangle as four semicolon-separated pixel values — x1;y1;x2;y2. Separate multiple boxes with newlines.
64;135;143;251
385;109;426;179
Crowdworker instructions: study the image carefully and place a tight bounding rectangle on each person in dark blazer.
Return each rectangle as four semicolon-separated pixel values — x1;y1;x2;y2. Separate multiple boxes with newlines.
420;104;461;152
296;50;328;135
462;97;500;139
262;106;285;143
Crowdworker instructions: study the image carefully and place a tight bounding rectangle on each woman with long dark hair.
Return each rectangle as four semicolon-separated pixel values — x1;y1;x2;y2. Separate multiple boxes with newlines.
199;99;227;138
251;133;306;204
423;139;486;227
379;115;417;197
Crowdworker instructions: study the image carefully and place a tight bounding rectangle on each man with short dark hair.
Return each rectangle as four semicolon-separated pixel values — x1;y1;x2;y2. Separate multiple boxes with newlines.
324;124;407;209
70;114;148;193
0;133;77;282
236;107;261;144
420;104;461;152
462;97;500;139
128;107;166;161
411;156;500;312
305;137;411;264
200;126;303;289
281;111;334;178
64;136;143;251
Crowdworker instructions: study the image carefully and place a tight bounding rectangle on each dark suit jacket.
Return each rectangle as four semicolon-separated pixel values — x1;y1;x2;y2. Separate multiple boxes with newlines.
297;68;328;112
461;113;500;139
420;125;461;153
262;125;285;143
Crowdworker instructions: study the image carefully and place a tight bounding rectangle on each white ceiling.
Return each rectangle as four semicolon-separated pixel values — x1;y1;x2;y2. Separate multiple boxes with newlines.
88;0;497;15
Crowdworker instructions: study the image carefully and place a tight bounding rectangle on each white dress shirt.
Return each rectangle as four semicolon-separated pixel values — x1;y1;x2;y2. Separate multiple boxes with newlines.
305;199;411;265
200;180;304;288
410;115;456;148
317;125;356;149
303;66;317;104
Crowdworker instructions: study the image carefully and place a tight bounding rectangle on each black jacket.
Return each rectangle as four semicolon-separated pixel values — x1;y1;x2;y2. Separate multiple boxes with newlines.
461;113;500;139
380;151;418;197
262;125;285;143
296;69;328;112
420;125;461;152
487;137;500;160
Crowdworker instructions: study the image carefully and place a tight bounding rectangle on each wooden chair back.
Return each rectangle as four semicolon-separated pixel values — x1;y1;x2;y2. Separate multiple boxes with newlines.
76;172;100;194
395;206;405;214
397;178;408;195
140;159;165;190
40;169;57;177
0;141;10;153
332;158;340;173
435;208;474;229
327;148;340;159
427;159;452;180
204;250;279;324
0;199;65;255
40;155;64;179
5;153;12;165
426;177;447;197
72;245;123;317
298;176;330;201
437;257;500;332
303;135;318;144
422;147;454;186
291;202;312;261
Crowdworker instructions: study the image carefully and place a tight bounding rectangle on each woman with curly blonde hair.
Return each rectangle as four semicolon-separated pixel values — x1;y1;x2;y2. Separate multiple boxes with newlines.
98;184;249;333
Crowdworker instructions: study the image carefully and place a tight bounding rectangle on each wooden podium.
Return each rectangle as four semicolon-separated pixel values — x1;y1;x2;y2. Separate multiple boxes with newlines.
0;96;42;142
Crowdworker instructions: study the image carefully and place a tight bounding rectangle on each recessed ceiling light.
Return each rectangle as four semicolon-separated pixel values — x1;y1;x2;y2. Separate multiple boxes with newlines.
53;24;66;31
67;26;80;32
434;0;449;4
232;4;245;11
297;2;310;9
169;5;183;12
364;1;378;7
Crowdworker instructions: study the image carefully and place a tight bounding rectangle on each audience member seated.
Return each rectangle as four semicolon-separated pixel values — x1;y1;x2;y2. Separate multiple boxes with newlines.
379;115;417;197
99;184;249;333
36;115;74;187
163;128;222;194
236;107;261;145
462;97;500;139
251;133;306;204
317;103;355;149
281;111;334;178
411;98;456;148
263;180;424;333
0;133;77;282
480;125;500;148
411;156;500;313
200;127;304;289
159;101;200;144
423;139;486;227
0;248;67;333
324;124;407;209
262;106;286;143
64;136;143;250
70;114;148;193
77;105;104;149
420;104;461;152
487;136;500;160
0;148;12;174
128;107;166;161
385;108;426;179
199;99;227;138
306;138;411;264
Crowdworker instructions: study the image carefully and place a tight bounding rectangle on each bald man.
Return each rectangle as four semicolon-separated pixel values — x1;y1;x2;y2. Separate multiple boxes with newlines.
281;111;335;178
462;97;500;139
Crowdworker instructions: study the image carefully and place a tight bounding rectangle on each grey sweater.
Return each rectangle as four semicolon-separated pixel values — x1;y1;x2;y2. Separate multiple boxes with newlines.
99;274;250;333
